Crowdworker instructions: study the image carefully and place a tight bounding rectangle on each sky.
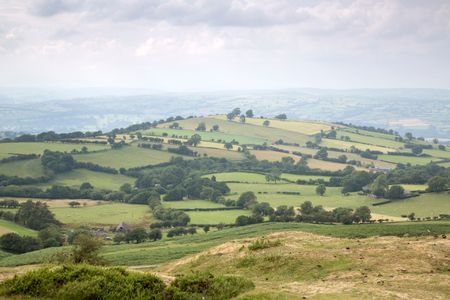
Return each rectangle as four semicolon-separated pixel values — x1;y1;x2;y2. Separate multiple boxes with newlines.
0;0;450;91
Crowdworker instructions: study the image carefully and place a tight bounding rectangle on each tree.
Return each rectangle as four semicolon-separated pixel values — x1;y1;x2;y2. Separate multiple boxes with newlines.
224;142;233;150
411;146;423;155
212;124;220;131
120;183;133;193
385;185;405;199
125;228;148;244
148;228;162;242
275;113;287;120
80;182;93;190
353;206;371;223
300;201;314;215
164;186;186;201
237;191;257;208
407;212;416;221
314;148;328;160
187;134;202;147
196;122;206;131
316;184;326;196
226;112;235;121
15;200;59;230
245;109;254;118
371;174;388;197
252;202;274;216
68;201;81;208
72;234;105;265
263;120;270;127
265;168;281;183
405;132;413;140
0;233;42;254
433;138;439;144
240;115;246;123
203;225;210;234
427;176;448;192
232;107;241;116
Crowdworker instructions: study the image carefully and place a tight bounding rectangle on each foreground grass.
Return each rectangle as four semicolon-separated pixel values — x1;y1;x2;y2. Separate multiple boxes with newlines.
1;221;449;268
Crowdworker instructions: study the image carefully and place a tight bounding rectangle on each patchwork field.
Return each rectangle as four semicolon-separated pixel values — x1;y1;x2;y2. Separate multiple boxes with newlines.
321;138;396;153
187;210;252;224
49;202;152;226
74;145;186;169
0;142;108;156
336;129;406;149
378;154;442;165
33;169;135;191
0;159;45;177
162;200;226;209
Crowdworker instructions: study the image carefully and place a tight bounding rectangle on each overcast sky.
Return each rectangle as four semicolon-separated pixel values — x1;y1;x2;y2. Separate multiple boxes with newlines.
1;0;449;91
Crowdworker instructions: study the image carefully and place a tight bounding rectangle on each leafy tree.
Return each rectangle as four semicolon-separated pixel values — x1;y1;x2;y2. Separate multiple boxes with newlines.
237;191;257;208
41;150;75;173
341;171;373;194
316;184;326;196
314;148;328;160
187;134;202;147
120;183;133;193
212;124;219;131
263;120;270;127
203;225;210;234
353;206;371;223
80;182;93;190
411;146;423;155
15;200;59;230
224;142;233;150
252;202;274;216
125;228;148;244
371;174;388;197
407;212;416;221
38;225;63;248
232;107;241;116
239;115;246;123
275;113;287;120
0;233;42;254
245;109;254;118
265;168;281;183
164;186;186;201
385;185;405;199
427;176;448;192
405;132;413;140
72;234;105;265
226;112;235;121
148;229;162;241
299;201;314;215
331;207;354;224
196;122;206;131
270;205;295;222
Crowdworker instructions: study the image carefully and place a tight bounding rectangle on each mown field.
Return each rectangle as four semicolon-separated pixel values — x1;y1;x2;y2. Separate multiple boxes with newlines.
32;169;135;191
74;145;186;169
162;200;226;209
0;221;449;268
0;142;109;157
0;159;45;177
187;209;252;224
336;129;406;149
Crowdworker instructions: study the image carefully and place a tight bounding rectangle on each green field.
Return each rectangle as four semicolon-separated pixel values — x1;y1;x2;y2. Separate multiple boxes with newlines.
50;202;151;226
74;145;186;169
280;173;332;182
398;184;428;191
0;159;45;177
203;172;268;183
143;127;266;145
341;128;399;141
162;200;226;209
187;210;251;224
321;138;396;153
378;154;442;165
1;221;449;267
34;169;135;191
336;130;405;149
161;117;312;145
0;219;37;237
422;148;450;159
0;142;108;157
190;146;245;160
214;115;335;135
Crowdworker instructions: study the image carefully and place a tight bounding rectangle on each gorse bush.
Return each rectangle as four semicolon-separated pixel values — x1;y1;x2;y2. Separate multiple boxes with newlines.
0;266;254;300
248;238;282;251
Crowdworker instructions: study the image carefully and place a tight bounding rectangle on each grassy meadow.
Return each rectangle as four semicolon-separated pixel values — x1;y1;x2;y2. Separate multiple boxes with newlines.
0;142;109;157
187;210;252;224
0;220;37;237
0;159;45;177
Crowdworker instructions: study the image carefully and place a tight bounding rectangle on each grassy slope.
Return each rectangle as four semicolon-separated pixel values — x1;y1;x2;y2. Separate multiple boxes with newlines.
162;117;312;145
50;202;151;226
211;115;336;135
187;210;252;224
1;221;449;268
321;138;396;153
378;154;442;165
336;130;405;149
0;220;37;237
162;200;226;209
0;142;109;156
74;145;186;169
33;169;135;191
0;159;45;177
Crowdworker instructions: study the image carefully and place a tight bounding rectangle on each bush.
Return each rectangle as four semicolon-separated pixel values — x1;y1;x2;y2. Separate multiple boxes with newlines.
248;238;282;251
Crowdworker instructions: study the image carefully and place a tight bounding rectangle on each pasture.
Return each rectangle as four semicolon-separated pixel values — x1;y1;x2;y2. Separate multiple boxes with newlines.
33;169;135;191
190;146;245;160
74;145;186;169
320;138;396;153
340;127;399;141
336;130;405;149
422;148;450;159
0;159;45;177
187;210;251;224
0;220;36;237
143;127;266;145
0;142;108;156
203;172;268;183
250;150;300;162
217;116;336;135
49;202;152;226
378;154;442;165
162;200;226;209
162;117;312;145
